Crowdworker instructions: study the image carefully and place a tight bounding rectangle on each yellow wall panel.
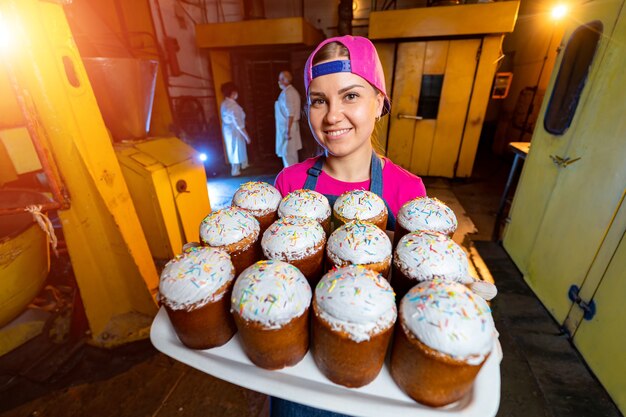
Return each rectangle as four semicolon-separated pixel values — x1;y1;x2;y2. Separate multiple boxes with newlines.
210;50;232;106
374;42;395;154
197;17;323;48
423;41;449;75
456;36;504;177
369;2;519;39
387;42;425;170
0;68;23;128
409;41;448;174
410;120;436;174
428;39;479;177
210;50;231;161
0;127;42;174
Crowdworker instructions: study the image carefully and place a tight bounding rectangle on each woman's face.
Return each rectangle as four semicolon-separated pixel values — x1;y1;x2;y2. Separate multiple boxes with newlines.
307;71;384;158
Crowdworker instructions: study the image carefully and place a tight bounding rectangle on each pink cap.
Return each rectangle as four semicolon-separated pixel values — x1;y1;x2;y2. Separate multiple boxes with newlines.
304;35;390;115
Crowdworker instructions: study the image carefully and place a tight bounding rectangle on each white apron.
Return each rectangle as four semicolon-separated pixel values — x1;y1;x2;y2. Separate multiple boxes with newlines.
221;97;248;165
275;85;302;157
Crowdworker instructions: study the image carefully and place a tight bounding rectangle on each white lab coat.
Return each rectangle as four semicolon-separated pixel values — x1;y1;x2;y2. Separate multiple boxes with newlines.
220;97;248;165
275;85;302;158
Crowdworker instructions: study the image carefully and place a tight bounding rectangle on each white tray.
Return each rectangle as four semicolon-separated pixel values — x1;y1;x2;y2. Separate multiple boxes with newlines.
150;307;502;417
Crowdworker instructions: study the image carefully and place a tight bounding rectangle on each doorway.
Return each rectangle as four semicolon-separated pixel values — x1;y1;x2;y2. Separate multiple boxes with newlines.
386;39;481;177
231;47;319;169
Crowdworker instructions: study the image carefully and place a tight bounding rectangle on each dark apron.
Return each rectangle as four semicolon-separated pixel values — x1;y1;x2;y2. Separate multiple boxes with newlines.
302;152;396;230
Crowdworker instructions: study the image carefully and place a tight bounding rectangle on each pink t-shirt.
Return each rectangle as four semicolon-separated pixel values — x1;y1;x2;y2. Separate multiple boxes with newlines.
274;156;427;216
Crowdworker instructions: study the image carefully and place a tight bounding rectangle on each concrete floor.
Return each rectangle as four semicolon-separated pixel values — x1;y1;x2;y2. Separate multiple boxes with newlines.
0;149;622;417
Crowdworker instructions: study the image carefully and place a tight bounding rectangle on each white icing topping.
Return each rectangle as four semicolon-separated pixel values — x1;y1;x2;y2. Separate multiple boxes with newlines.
315;266;396;342
394;231;472;284
232;181;281;216
158;247;235;310
231;260;312;329
278;189;331;222
200;207;260;247
397;197;458;235
333;190;387;221
401;279;496;365
262;216;325;261
327;220;391;265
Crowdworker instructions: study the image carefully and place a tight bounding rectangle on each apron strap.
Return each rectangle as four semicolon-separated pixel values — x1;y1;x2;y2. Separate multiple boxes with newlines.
369;152;384;196
369;153;396;230
303;155;325;190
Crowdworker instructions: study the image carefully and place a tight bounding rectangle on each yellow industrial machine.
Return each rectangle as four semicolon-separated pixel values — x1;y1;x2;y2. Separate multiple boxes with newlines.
0;0;210;350
0;190;52;356
114;137;210;259
81;57;210;260
503;0;626;412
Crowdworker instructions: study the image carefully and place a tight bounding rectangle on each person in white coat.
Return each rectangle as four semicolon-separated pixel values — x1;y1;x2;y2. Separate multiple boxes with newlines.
220;82;251;176
275;71;302;167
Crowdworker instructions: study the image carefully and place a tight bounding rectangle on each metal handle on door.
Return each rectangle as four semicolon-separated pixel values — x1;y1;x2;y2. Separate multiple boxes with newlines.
549;155;582;168
397;114;423;120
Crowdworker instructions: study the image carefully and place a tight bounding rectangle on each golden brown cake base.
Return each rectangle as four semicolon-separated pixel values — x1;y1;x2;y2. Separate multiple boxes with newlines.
393;223;454;249
288;245;325;288
313;216;330;236
165;285;236;349
334;211;388;232
393;223;410;249
230;241;262;277
209;235;261;277
255;211;278;235
390;263;419;303
390;324;487;407
327;258;391;280
311;300;393;388
233;310;310;370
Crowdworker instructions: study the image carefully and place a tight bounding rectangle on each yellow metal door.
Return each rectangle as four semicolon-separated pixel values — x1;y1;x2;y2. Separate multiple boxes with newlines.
503;0;624;275
505;6;626;413
504;0;626;323
386;39;480;177
571;225;626;412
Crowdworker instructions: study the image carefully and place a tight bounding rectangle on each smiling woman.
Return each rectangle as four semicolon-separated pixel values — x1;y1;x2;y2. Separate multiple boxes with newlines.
307;74;382;162
271;37;428;417
274;35;427;232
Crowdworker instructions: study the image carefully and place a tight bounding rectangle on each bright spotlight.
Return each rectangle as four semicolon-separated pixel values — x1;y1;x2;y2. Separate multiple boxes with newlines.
551;4;568;20
0;13;14;52
198;153;208;162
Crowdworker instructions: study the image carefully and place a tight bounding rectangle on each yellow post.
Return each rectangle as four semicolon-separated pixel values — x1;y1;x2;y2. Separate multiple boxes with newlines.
209;50;231;160
1;0;158;347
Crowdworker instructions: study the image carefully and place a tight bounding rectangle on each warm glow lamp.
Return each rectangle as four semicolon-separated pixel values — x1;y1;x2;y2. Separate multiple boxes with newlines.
518;3;569;143
551;4;568;20
0;12;13;52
